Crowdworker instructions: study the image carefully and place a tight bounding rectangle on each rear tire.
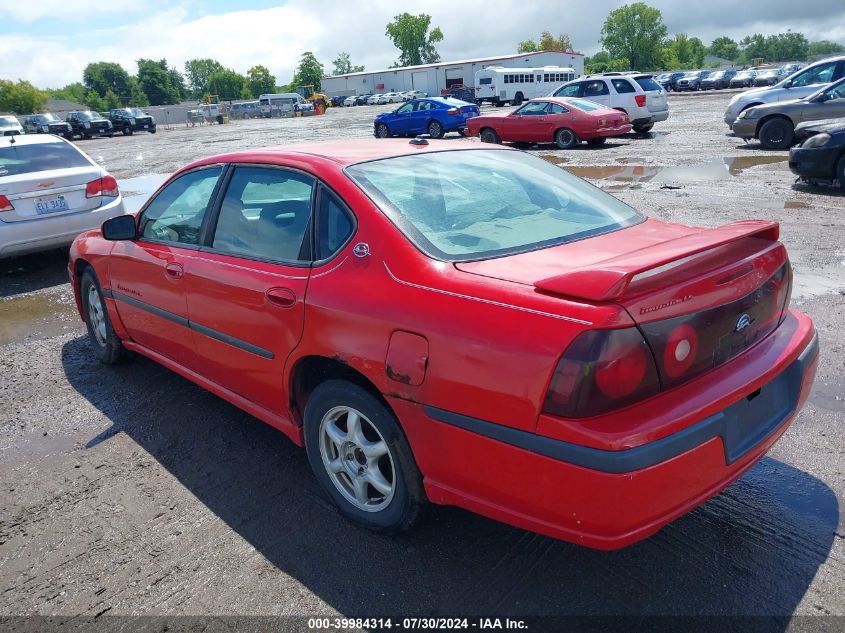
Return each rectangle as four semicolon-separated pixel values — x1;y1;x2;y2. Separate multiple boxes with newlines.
479;128;500;144
428;119;444;139
80;269;126;365
304;380;424;533
555;128;578;149
758;118;794;150
513;92;524;106
633;123;654;134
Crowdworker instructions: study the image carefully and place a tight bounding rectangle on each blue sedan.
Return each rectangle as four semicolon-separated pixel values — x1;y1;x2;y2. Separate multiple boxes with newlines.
373;97;480;139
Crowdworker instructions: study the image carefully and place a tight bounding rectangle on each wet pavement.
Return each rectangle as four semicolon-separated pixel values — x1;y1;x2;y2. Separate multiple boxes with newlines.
0;90;843;622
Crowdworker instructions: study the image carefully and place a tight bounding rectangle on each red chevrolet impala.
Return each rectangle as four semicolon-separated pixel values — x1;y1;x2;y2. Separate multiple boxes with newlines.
69;140;817;549
466;97;632;148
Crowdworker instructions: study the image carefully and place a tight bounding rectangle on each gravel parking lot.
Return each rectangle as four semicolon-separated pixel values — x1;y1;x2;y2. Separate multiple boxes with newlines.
1;92;844;628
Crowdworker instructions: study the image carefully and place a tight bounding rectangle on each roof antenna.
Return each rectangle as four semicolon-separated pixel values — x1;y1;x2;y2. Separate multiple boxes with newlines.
9;135;15;144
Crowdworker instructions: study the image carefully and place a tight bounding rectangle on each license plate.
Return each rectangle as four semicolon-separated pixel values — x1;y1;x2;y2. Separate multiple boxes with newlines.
35;195;69;214
143;125;149;129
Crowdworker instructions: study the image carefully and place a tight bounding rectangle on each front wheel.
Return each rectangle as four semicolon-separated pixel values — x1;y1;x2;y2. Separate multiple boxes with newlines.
633;123;654;134
758;118;794;150
375;123;390;138
555;127;578;149
479;128;500;144
80;269;126;365
428;119;444;139
304;380;424;533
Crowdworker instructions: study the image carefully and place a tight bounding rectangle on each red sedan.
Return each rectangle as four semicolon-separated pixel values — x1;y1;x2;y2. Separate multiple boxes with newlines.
466;97;632;148
69;140;817;549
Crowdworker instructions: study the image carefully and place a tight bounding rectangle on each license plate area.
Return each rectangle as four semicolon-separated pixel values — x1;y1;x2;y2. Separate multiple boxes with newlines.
35;195;69;214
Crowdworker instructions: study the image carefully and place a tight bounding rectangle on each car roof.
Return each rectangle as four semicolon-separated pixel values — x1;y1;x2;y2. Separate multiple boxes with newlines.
0;134;69;147
183;138;511;171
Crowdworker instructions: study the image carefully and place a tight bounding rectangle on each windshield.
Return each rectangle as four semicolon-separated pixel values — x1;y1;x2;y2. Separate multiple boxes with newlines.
129;108;144;116
710;72;725;79
0;117;18;128
39;114;61;122
736;71;752;79
0;141;91;176
567;98;604;112
346;150;643;261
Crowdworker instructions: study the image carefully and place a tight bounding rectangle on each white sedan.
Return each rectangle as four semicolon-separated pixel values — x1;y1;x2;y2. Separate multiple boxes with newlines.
402;90;427;101
366;94;383;105
377;92;403;104
0;135;126;258
343;96;356;107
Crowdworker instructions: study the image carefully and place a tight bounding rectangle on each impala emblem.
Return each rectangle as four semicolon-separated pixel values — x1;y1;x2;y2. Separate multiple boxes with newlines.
353;242;370;258
735;313;754;332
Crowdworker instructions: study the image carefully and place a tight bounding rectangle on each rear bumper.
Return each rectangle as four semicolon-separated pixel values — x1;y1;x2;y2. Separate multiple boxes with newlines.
789;146;838;181
632;109;669;126
0;197;126;258
594;124;633;137
393;311;817;549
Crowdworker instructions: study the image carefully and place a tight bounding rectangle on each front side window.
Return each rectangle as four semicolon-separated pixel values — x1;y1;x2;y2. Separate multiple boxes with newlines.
515;102;549;116
396;102;414;114
139;168;222;245
347;150;642;261
791;62;836;87
211;167;314;262
821;81;845;101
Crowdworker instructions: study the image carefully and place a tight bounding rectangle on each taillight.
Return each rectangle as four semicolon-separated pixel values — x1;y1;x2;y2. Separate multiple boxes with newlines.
447;108;460;115
86;175;119;198
543;328;660;418
777;261;793;324
0;195;14;212
635;95;646;107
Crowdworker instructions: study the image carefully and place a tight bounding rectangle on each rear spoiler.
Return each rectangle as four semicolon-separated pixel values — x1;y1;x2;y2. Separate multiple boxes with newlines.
534;221;780;302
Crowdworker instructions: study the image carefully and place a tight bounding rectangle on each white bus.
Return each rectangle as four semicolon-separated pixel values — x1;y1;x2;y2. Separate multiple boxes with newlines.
474;66;578;106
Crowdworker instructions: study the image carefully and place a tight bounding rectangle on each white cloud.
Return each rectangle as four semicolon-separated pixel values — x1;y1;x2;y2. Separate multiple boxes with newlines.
0;0;132;22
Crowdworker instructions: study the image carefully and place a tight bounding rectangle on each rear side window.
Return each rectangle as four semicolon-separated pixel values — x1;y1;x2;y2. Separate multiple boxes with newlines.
635;76;663;92
316;189;354;260
611;79;636;94
139;168;221;246
0;141;90;177
549;103;569;114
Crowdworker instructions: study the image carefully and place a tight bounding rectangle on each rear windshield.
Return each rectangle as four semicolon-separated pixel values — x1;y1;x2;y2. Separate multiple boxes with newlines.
346;150;642;261
634;76;663;91
0;142;91;177
567;98;604;112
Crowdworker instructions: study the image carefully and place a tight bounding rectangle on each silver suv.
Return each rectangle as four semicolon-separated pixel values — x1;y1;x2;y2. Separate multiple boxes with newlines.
724;56;845;126
553;72;668;133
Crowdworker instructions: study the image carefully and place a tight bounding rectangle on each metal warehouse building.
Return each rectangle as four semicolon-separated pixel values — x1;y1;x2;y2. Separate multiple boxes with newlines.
320;50;584;97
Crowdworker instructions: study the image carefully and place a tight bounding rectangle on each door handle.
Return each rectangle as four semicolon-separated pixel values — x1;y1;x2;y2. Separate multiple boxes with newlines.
266;287;297;309
164;262;184;279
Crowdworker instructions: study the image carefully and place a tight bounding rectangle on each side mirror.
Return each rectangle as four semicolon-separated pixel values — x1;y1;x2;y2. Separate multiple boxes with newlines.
102;214;137;241
782;80;793;89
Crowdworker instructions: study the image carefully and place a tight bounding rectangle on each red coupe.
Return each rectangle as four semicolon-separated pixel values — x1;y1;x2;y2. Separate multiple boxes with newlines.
466;97;632;148
69;140;817;549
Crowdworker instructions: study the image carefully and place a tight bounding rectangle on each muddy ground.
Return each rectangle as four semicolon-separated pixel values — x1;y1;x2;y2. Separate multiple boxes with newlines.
1;91;844;626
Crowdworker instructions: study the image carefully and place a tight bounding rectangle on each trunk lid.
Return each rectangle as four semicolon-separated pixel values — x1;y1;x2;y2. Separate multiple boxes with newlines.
0;166;108;221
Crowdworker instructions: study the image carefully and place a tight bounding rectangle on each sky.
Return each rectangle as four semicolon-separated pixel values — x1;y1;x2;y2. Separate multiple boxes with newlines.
1;0;844;89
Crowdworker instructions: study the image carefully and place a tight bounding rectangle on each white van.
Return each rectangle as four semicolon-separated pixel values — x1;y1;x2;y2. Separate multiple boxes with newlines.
259;93;307;118
474;66;577;106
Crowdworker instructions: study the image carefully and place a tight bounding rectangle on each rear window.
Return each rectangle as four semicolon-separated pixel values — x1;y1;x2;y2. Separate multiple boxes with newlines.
346;150;642;261
479;77;492;85
634;76;662;92
567;99;603;112
0;142;91;177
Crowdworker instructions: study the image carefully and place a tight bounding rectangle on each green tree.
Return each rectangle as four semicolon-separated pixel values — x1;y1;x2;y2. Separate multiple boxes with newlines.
48;82;87;104
103;89;122;110
184;58;225;98
689;37;706;67
137;59;180;105
168;67;188;101
0;79;47;114
207;68;247;100
126;77;149;107
585;51;628;74
385;13;443;66
84;90;107;113
808;40;845;58
739;34;768;63
292;52;325;89
539;31;573;51
246;65;276;96
708;36;739;61
331;52;364;76
517;39;539;53
600;2;668;71
83;62;131;99
765;32;809;61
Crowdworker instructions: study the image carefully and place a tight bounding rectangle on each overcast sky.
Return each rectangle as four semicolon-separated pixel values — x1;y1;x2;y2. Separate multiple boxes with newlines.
1;0;843;89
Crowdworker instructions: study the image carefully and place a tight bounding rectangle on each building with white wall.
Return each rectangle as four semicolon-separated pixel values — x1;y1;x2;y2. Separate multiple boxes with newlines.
320;50;584;97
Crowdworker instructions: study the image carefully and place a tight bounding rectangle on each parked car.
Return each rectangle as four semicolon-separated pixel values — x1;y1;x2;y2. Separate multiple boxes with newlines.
0;134;125;257
729;70;757;89
67;138;817;549
377;93;403;104
467;97;631;148
700;70;737;90
753;69;784;87
676;70;711;91
732;77;845;149
354;94;373;106
402;90;427;101
109;107;157;135
724;56;845;126
780;63;805;77
229;101;260;120
22;113;72;138
443;85;477;104
329;96;348;108
657;72;685;91
366;94;384;105
789;118;845;186
66;111;114;139
374;97;479;138
553;73;668;133
0;115;24;136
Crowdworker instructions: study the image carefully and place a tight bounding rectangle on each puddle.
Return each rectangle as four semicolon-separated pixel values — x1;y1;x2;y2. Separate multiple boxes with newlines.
809;377;845;412
564;156;788;188
118;173;169;213
0;293;80;345
784;200;810;209
540;155;569;165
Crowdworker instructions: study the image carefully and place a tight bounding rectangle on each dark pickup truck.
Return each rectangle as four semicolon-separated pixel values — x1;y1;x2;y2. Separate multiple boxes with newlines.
65;111;114;139
22;113;73;138
109;108;157;135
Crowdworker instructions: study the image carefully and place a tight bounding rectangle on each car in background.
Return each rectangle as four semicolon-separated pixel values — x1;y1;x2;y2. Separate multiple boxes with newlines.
753;69;784;87
366;94;383;105
377;93;403;104
329;96;348;108
676;70;711;91
109;107;157;134
467;97;631;148
402;90;427;101
373;97;479;139
22;113;71;138
730;70;757;89
229;101;260;119
353;94;373;106
724;56;845;126
553;73;668;133
66;111;113;139
0;134;125;258
732;77;845;149
780;63;805;77
67;138;817;550
343;95;356;107
789;118;845;186
0;115;24;136
657;72;685;91
443;85;477;104
700;70;737;90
